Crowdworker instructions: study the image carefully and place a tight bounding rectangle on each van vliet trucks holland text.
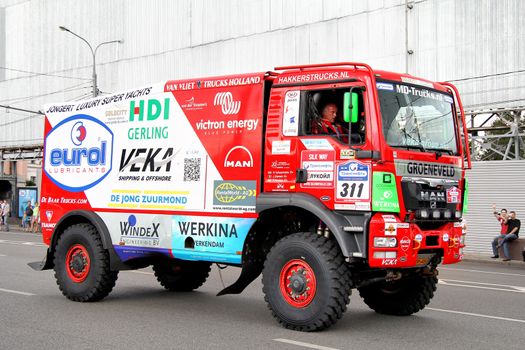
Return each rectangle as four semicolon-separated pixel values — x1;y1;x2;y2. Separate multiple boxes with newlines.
31;62;470;331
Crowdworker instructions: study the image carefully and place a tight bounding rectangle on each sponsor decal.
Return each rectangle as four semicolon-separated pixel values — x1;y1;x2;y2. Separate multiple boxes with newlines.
400;76;434;88
195;118;259;133
372;172;400;212
301;150;335;188
119;214;160;247
224;146;253;168
45;210;53;222
301;139;334;150
340;149;355;159
356;202;371;211
394;160;461;180
400;236;411;251
171;215;256;264
283;90;300;136
180;97;208;111
270;160;290;169
214;92;241;115
384;223;397;236
213;180;256;211
44;115;113;192
118;147;177;182
41;222;56;229
128;98;170;140
381;258;397;266
165;76;261;91
397;223;409;228
376;82;394;91
446;186;461;203
271;140;291;155
277;71;350;84
41;196;88;205
382;214;397;222
109;190;188;209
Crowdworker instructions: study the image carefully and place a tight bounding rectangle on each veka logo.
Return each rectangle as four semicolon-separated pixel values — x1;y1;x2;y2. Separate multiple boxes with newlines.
119;148;177;172
44;115;113;192
214;92;241;115
129;98;170;122
224;146;253;168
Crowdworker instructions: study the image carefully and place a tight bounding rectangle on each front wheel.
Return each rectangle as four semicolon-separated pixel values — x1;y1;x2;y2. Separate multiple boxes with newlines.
358;272;437;315
262;233;352;332
54;223;118;302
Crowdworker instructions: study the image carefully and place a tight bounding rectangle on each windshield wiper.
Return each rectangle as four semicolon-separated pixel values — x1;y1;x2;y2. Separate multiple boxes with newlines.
389;144;427;152
425;147;455;159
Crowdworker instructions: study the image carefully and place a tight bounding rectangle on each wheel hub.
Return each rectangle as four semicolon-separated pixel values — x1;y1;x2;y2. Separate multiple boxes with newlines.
279;259;317;308
65;244;90;283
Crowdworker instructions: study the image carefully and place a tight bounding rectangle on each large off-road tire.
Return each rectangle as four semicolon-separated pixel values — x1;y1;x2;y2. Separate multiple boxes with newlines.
262;232;352;332
54;223;118;302
153;259;211;292
358;273;437;315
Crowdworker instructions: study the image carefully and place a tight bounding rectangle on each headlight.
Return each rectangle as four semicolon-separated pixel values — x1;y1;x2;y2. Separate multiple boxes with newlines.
374;237;397;248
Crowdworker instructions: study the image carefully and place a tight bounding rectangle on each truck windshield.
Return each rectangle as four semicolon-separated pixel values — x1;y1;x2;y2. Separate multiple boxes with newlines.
377;81;458;155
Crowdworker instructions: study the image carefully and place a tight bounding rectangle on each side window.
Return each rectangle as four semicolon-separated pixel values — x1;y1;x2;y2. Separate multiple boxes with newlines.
301;88;366;145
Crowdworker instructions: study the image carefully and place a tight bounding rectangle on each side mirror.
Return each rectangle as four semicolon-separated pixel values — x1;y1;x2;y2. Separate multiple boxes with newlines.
343;91;359;123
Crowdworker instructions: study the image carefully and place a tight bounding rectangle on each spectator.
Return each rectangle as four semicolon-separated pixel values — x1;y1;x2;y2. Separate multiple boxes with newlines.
31;202;40;233
1;200;10;232
491;205;508;259
24;202;33;232
496;211;520;261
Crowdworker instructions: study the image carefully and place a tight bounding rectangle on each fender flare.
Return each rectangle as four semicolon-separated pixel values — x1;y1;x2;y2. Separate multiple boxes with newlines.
39;210;122;271
257;193;370;258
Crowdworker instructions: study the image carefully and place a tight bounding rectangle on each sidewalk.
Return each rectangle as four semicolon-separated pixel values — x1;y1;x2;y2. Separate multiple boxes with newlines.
463;252;525;267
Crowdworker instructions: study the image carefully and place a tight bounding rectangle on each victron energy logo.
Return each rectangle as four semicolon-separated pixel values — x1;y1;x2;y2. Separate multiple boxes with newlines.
44;115;113;192
214;92;241;115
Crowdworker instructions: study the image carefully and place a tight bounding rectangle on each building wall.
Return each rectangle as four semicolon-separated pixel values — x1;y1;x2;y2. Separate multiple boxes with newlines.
0;0;523;148
463;160;525;255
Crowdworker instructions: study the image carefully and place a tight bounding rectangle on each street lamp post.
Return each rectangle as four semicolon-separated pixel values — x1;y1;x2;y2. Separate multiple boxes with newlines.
59;26;123;97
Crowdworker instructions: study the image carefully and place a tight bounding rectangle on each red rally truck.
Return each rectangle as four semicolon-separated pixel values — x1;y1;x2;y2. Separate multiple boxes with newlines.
31;62;470;331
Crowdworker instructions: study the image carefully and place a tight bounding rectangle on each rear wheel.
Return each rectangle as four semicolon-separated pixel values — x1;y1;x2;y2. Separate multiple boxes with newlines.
153;259;211;292
358;272;437;315
262;232;352;331
54;223;118;302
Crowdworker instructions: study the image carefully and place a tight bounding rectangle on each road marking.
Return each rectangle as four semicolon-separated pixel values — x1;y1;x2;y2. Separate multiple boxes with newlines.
0;239;46;247
441;278;525;289
438;280;524;293
427;308;525;324
128;270;154;275
440;267;525;277
274;339;339;350
0;287;35;296
439;279;525;293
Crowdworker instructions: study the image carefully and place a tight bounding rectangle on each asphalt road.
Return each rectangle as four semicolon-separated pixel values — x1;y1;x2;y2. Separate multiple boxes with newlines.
1;229;525;350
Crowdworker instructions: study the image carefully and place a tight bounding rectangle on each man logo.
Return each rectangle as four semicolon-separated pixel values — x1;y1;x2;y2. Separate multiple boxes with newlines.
224;146;253;168
214;92;241;115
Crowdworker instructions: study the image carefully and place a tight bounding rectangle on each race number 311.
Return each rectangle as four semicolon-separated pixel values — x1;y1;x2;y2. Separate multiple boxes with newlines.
336;161;370;200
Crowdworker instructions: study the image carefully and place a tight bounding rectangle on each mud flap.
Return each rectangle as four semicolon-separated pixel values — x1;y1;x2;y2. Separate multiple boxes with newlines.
28;251;53;271
217;259;263;296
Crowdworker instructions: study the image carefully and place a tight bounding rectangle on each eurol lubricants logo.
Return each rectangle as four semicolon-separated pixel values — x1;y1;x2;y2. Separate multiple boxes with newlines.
44;115;113;192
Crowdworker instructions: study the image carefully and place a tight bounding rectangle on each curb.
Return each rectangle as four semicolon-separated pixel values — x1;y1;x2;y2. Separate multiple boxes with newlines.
462;253;525;267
